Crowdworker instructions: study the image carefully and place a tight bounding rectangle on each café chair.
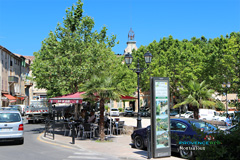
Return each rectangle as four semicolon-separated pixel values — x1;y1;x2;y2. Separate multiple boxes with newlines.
82;123;93;139
113;121;125;135
63;123;72;136
77;124;84;139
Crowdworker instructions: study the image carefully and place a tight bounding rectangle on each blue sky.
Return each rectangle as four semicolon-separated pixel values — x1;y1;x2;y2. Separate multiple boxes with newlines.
0;0;240;56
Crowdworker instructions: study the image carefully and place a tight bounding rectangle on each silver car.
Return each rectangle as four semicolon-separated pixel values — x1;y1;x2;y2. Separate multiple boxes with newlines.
0;110;24;144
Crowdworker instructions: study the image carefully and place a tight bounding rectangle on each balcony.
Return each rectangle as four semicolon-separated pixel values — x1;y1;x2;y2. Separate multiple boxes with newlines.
8;76;19;83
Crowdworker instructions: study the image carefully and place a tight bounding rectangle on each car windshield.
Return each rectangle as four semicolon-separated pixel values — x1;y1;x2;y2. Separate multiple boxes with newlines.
171;111;178;113
0;113;21;123
190;121;217;132
10;106;20;110
111;109;118;111
126;107;132;111
1;107;19;111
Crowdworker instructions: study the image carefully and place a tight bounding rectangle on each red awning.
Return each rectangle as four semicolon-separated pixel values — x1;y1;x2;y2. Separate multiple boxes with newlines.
93;94;137;100
49;92;85;104
15;96;25;101
3;94;16;100
3;94;17;103
121;95;137;100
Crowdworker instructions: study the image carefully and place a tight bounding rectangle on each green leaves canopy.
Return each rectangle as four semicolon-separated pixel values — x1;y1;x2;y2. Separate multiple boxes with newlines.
31;0;136;98
174;81;215;119
133;33;240;109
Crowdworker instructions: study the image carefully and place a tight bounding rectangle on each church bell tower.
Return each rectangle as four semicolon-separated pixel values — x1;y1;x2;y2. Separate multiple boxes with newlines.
124;28;138;55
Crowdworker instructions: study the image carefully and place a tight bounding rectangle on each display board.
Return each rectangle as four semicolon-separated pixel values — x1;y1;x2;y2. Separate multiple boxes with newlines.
150;77;171;158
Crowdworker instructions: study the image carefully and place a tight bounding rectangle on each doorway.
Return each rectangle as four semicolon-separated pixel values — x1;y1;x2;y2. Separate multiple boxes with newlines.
129;101;135;111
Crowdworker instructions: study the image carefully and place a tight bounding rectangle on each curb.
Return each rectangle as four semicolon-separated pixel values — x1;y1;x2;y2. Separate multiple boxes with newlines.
39;132;148;160
39;132;81;150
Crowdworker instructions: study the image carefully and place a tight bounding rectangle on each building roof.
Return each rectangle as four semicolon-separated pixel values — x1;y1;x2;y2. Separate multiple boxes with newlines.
0;45;22;59
24;56;35;61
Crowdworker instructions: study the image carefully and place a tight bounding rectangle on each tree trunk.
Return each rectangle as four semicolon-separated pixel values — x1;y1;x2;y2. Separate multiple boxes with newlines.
74;103;78;120
99;98;105;141
193;106;199;119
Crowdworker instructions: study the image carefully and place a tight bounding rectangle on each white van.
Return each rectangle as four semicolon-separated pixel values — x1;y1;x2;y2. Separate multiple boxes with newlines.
199;109;216;121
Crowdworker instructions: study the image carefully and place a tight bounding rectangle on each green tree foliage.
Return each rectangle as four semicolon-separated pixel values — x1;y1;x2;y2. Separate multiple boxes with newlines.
215;100;225;111
79;49;136;141
80;72;130;141
135;32;240;111
173;81;215;119
31;1;136;132
31;0;126;98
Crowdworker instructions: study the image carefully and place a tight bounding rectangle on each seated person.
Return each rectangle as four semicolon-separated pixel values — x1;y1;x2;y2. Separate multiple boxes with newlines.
88;111;96;123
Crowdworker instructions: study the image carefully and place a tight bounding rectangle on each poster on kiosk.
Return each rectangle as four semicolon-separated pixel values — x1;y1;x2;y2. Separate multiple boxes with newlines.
150;77;171;158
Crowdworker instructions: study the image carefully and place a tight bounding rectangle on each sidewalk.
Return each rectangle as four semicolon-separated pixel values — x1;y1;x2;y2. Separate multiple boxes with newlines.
41;117;183;160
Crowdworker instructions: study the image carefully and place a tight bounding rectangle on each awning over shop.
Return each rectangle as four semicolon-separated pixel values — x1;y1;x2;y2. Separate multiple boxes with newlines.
49;92;136;103
3;94;17;103
94;94;137;101
121;95;137;100
49;92;85;104
15;96;25;101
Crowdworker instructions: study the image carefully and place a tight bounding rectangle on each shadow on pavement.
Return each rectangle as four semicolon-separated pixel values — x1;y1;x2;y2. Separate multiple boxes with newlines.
0;141;22;146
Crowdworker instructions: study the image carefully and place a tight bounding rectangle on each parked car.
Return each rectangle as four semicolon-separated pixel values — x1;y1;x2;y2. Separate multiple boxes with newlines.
0;107;14;110
0;106;22;115
0;110;24;144
170;110;179;116
131;118;217;159
175;111;193;118
9;105;26;116
139;108;150;117
124;107;134;117
109;108;119;117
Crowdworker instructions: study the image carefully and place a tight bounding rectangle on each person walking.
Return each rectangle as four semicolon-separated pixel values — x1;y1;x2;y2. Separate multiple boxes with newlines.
225;114;232;127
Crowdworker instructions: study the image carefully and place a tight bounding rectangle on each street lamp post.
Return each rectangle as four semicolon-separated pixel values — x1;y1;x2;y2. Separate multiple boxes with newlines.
222;82;231;116
124;51;153;129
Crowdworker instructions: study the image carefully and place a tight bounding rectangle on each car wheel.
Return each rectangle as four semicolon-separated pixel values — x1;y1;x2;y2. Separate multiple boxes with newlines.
134;136;144;150
18;139;24;145
28;120;33;124
179;146;193;159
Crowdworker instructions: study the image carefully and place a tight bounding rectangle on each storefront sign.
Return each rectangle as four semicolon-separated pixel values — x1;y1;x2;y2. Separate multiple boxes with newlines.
150;77;171;158
50;99;82;104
